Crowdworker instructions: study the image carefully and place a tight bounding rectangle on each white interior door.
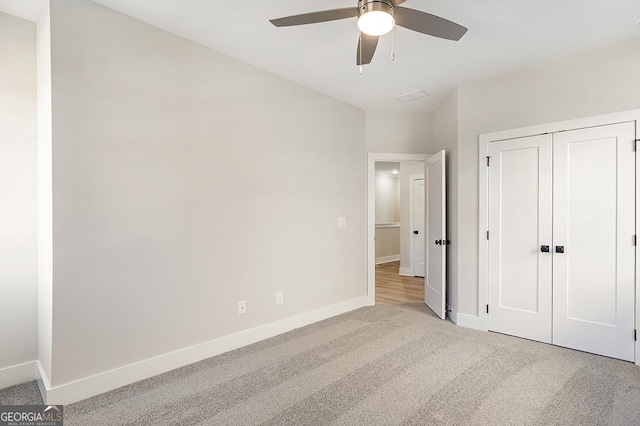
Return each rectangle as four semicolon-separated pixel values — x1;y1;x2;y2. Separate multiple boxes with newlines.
488;134;553;343
553;122;636;362
425;151;446;319
412;178;425;278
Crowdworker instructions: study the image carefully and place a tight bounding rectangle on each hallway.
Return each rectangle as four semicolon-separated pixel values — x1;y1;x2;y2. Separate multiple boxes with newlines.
375;261;424;305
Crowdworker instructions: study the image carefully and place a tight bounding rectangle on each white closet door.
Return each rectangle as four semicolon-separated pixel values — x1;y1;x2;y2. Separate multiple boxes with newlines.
553;122;636;362
488;134;553;343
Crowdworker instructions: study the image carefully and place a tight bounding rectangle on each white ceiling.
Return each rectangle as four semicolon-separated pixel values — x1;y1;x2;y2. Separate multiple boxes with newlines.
0;0;42;21
2;0;640;112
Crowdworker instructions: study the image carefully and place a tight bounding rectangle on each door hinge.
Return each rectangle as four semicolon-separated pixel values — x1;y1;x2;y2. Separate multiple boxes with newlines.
486;156;491;166
486;230;490;240
634;235;637;246
635;329;637;341
635;139;640;151
486;304;489;314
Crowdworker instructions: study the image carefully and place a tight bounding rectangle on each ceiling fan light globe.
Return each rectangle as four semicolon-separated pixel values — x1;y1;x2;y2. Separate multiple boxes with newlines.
358;11;395;36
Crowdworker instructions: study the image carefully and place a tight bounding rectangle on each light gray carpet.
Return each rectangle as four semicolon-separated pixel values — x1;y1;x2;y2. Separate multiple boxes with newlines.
3;304;640;425
0;380;42;405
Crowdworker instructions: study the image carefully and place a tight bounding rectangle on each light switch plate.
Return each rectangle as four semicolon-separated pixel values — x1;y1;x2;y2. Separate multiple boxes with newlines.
338;217;347;228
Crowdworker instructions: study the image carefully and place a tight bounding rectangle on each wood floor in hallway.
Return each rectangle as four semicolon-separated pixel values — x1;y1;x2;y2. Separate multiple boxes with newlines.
375;261;424;305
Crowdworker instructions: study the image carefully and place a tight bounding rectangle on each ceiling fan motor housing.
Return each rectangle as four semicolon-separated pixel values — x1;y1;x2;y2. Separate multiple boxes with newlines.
358;0;394;18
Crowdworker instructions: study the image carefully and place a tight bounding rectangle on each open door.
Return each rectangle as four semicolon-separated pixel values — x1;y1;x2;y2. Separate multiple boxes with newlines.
425;150;446;319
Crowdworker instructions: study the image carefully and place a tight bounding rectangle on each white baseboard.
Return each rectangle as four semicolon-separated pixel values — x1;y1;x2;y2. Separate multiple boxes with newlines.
0;361;37;390
454;313;480;330
398;267;413;276
35;360;50;402
375;255;400;265
39;296;367;405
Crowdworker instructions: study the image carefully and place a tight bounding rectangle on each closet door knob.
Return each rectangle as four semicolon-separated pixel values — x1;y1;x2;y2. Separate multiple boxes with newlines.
555;246;565;253
541;245;550;253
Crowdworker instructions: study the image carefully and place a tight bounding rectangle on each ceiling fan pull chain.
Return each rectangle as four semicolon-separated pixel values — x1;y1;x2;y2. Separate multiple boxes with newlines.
391;26;395;61
359;34;363;74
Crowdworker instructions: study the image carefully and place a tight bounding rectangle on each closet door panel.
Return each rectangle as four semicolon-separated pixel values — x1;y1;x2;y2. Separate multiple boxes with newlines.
553;122;636;362
488;134;553;343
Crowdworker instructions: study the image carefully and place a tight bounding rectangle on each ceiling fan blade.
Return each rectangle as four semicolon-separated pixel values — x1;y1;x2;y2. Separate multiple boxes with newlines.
357;33;379;66
270;8;358;27
394;7;468;41
391;0;408;5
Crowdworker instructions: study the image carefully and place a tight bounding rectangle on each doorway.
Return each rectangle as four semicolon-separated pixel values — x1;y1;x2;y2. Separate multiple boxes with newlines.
374;161;424;304
367;152;447;318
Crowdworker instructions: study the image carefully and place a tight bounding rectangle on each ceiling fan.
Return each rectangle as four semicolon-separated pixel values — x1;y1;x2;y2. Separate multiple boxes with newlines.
270;0;468;66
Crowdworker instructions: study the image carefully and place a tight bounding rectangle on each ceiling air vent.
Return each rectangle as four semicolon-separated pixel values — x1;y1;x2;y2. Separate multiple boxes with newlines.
394;90;430;102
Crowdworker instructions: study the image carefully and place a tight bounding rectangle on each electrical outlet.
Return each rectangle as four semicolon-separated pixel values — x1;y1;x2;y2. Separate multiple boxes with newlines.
275;292;284;306
238;300;246;315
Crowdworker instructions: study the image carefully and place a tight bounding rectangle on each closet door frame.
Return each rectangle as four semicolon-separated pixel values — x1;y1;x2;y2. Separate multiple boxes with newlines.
478;109;640;366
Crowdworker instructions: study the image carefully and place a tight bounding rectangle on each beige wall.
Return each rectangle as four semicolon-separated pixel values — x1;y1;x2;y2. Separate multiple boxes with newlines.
375;227;400;260
0;12;37;372
366;110;434;154
456;36;640;317
374;173;400;223
47;0;366;386
374;172;400;260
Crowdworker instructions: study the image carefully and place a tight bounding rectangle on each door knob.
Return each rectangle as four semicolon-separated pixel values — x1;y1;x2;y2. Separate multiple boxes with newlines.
541;245;550;253
413;230;419;235
435;240;441;245
555;246;565;253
